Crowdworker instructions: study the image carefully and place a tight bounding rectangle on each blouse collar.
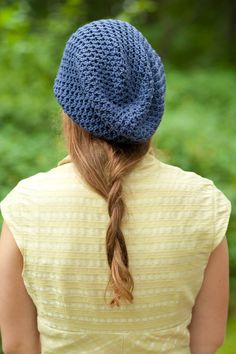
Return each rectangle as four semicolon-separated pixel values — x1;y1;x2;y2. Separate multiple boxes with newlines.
57;146;159;169
57;154;72;166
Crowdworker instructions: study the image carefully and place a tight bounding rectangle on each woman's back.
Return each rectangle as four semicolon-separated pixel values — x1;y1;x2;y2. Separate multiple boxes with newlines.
0;149;231;353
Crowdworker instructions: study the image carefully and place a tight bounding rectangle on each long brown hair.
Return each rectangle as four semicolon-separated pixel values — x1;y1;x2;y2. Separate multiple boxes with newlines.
61;109;156;307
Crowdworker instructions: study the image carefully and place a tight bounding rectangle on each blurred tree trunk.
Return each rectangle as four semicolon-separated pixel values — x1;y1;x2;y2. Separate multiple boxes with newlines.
228;0;236;63
27;0;53;18
86;0;122;21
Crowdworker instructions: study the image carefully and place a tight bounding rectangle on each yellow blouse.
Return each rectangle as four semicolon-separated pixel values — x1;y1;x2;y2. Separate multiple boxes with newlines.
0;149;231;353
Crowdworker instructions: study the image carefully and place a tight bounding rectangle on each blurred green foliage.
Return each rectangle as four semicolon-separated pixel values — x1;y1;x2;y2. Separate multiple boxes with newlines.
216;316;236;354
0;0;236;353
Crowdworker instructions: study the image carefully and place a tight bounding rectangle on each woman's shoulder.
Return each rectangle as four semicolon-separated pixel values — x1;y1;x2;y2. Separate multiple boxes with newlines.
158;158;231;212
2;155;74;202
158;158;214;190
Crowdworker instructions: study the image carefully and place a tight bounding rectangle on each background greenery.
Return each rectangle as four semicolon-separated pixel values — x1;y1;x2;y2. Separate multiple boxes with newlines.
0;0;235;352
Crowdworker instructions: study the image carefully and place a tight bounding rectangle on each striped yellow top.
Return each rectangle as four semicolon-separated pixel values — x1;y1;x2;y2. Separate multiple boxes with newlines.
0;149;232;354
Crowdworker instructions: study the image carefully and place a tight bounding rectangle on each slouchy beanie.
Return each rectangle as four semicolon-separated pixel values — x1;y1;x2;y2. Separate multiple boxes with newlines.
53;19;166;143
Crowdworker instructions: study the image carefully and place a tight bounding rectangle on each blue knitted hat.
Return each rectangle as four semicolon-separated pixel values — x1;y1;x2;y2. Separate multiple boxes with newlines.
53;19;166;143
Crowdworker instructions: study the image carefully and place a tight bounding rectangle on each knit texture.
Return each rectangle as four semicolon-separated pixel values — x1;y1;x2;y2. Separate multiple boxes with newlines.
53;19;166;143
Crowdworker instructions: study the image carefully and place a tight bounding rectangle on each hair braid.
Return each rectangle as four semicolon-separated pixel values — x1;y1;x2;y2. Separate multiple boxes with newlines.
105;152;134;307
62;110;152;307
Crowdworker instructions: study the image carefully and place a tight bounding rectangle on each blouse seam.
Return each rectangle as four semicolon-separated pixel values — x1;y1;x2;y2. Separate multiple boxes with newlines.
37;315;191;334
211;182;216;253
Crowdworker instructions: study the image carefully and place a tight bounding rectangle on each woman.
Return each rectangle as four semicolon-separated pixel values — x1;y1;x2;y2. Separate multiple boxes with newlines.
0;19;231;354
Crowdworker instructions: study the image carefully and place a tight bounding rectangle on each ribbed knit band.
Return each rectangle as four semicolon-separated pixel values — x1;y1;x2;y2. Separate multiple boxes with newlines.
54;19;166;143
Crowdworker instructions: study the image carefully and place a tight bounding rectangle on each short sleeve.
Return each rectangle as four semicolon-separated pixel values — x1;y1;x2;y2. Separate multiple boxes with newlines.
0;181;29;256
211;183;232;251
